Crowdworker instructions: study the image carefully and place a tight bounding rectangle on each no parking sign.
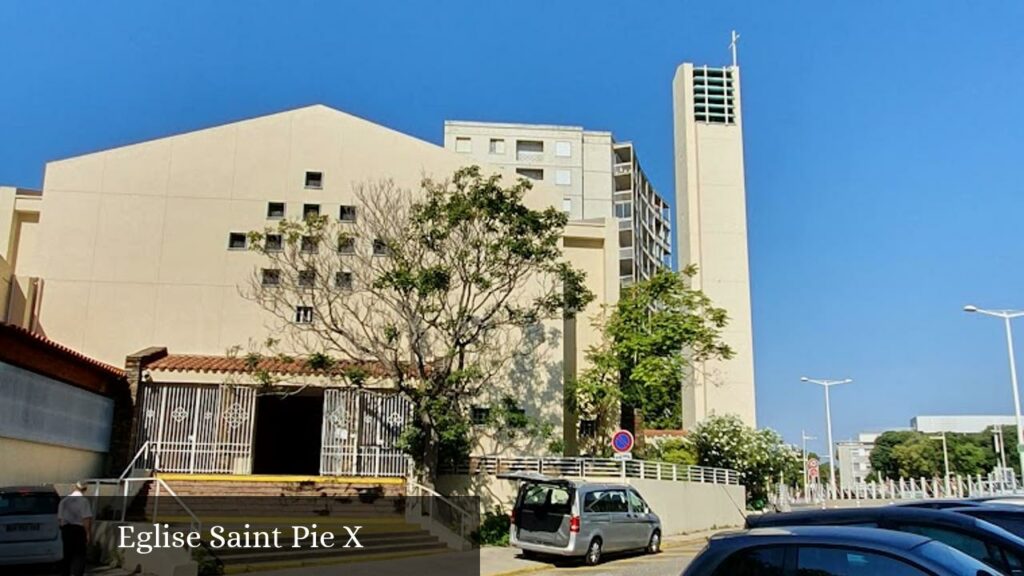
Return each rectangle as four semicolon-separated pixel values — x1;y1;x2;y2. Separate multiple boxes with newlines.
611;429;634;455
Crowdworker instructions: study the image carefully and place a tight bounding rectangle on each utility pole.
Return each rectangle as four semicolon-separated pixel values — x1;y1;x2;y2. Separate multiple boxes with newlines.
802;377;853;498
802;430;817;501
930;433;951;497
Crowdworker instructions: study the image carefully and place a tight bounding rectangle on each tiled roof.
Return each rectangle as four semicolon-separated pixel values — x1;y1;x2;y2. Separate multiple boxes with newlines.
145;354;392;377
0;323;125;378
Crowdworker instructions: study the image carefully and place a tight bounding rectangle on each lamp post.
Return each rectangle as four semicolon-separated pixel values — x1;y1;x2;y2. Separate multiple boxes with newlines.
930;432;950;497
802;430;817;501
964;305;1024;486
802;376;853;498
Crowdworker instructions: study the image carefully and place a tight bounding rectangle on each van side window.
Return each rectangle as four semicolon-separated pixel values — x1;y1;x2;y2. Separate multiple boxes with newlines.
627;490;649;513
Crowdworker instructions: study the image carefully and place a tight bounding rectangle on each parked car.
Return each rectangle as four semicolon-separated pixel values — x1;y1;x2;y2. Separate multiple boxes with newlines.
949;505;1024;540
501;472;661;565
897;499;984;510
0;486;62;567
682;526;1001;576
747;506;1024;574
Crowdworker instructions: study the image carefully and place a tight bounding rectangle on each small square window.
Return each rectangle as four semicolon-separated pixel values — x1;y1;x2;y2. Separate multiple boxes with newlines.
295;306;314;324
267;202;286;219
301;236;318;253
555;141;572;158
337;236;356;254
471;406;492;426
562;198;572;214
455;137;472;153
305;171;323;189
579;419;596;438
614;201;632;219
339;205;357;222
335;271;353;291
489;139;506;154
372;238;389;256
303;204;321;219
261;269;281;286
516;168;543;181
265;234;283;252
555;169;572;186
228;233;247;250
298;269;316;288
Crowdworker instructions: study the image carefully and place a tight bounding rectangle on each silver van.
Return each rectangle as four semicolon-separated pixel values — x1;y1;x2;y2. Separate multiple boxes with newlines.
502;473;662;565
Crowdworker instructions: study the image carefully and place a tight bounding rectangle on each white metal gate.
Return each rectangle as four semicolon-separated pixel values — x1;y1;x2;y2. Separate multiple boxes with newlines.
134;384;256;474
320;389;411;477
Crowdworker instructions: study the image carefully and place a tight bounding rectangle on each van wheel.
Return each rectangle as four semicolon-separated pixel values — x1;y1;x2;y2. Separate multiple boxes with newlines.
647;530;661;554
584;538;602;566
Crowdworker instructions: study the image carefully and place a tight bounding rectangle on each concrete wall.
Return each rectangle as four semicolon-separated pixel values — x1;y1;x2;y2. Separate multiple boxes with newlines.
437;474;746;535
0;436;106;486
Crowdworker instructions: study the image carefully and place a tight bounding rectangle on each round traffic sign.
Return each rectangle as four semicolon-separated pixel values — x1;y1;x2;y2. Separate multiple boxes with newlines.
612;429;634;453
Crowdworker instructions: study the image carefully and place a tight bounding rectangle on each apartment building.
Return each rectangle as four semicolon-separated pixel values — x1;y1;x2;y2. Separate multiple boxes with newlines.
837;432;880;492
673;63;757;428
443;122;671;287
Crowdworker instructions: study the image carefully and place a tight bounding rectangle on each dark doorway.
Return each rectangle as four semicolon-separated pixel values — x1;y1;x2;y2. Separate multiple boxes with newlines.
252;392;323;475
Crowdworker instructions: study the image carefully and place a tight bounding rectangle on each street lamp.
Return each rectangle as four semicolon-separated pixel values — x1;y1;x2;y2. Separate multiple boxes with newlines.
802;376;853;498
930;432;950;497
964;304;1024;486
802;430;817;501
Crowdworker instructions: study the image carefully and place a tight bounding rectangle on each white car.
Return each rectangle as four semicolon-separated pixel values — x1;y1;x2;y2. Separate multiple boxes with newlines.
0;486;63;567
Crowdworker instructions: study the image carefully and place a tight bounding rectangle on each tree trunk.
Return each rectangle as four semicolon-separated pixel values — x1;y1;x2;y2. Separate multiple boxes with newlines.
418;409;439;488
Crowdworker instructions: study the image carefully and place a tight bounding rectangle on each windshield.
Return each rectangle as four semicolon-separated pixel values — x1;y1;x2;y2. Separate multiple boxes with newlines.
916;541;1001;575
0;492;60;517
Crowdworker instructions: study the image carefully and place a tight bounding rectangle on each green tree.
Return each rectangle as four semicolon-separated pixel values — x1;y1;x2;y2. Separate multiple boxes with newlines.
242;167;593;483
869;430;918;480
573;268;733;440
869;427;1010;480
644;437;698;466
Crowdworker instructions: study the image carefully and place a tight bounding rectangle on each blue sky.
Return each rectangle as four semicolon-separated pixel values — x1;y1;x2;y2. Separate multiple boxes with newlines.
3;1;1024;450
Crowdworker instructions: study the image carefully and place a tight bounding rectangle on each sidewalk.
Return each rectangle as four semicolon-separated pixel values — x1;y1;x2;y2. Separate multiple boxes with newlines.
481;531;717;576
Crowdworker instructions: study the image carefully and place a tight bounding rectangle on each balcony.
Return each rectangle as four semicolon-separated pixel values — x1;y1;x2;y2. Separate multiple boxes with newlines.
618;247;634;260
516;151;545;162
613;163;632;176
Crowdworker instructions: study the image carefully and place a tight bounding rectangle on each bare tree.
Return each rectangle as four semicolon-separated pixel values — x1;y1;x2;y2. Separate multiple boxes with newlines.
242;167;593;483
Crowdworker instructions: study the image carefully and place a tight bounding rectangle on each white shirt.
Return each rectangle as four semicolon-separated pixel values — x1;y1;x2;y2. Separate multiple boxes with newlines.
58;490;93;526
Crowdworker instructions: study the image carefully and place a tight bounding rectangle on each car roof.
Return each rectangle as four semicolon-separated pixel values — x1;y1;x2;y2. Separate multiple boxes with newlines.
954;504;1024;514
747;505;979;528
0;485;57;494
711;526;932;551
896;499;982;509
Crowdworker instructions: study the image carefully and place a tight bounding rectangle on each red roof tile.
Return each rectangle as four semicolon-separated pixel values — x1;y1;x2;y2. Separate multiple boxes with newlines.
145;354;392;377
0;323;125;378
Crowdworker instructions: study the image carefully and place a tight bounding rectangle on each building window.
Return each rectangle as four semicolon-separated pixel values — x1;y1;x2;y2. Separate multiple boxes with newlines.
267;202;286;219
300;235;318;253
295;306;314;324
516;140;544;161
455;137;472;153
305;171;323;189
337;236;356;254
579;419;597;438
555;169;571;186
562;198;572;214
228;233;248;250
373;238;389;256
339;205;357;222
261;269;281;286
298;269;316;288
489;139;506;154
614;201;632;219
555;141;572;158
336;271;354;291
303;204;321;219
516;168;543;181
471;406;491;426
265;234;283;252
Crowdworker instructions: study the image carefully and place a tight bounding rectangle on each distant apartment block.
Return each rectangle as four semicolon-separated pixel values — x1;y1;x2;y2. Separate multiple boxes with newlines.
912;415;1016;434
837;432;880;492
673;63;757;428
444;122;671;287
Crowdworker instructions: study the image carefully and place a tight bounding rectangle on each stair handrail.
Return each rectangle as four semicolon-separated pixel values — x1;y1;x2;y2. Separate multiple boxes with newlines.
119;441;151;481
407;479;475;541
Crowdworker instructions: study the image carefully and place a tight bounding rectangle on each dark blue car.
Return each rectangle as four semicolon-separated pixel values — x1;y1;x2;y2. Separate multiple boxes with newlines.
682;526;999;576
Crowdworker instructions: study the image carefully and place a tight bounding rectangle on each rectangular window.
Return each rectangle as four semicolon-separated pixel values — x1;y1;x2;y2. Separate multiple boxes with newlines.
339;205;357;222
267;202;286;219
614;201;632;219
337;236;356;254
579;419;596;438
555;141;571;158
471;406;491;426
555;169;571;186
294;306;314;324
489;139;506;154
228;233;247;250
305;171;323;189
516;140;544;161
300;236;318;253
335;271;353;291
516;168;543;181
455;137;472;153
261;269;281;286
303;204;321;219
298;269;316;288
562;198;572;214
373;238;389;256
265;234;283;252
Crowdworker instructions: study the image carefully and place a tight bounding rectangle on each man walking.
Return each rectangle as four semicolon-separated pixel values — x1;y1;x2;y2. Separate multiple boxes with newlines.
57;481;92;576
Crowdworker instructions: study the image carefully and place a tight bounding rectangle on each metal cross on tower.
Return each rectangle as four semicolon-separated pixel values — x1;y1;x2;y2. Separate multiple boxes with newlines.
730;30;740;68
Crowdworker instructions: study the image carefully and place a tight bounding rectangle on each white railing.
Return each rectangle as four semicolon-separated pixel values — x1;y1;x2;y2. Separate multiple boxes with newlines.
406;479;476;549
776;471;1024;506
442;456;741;486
